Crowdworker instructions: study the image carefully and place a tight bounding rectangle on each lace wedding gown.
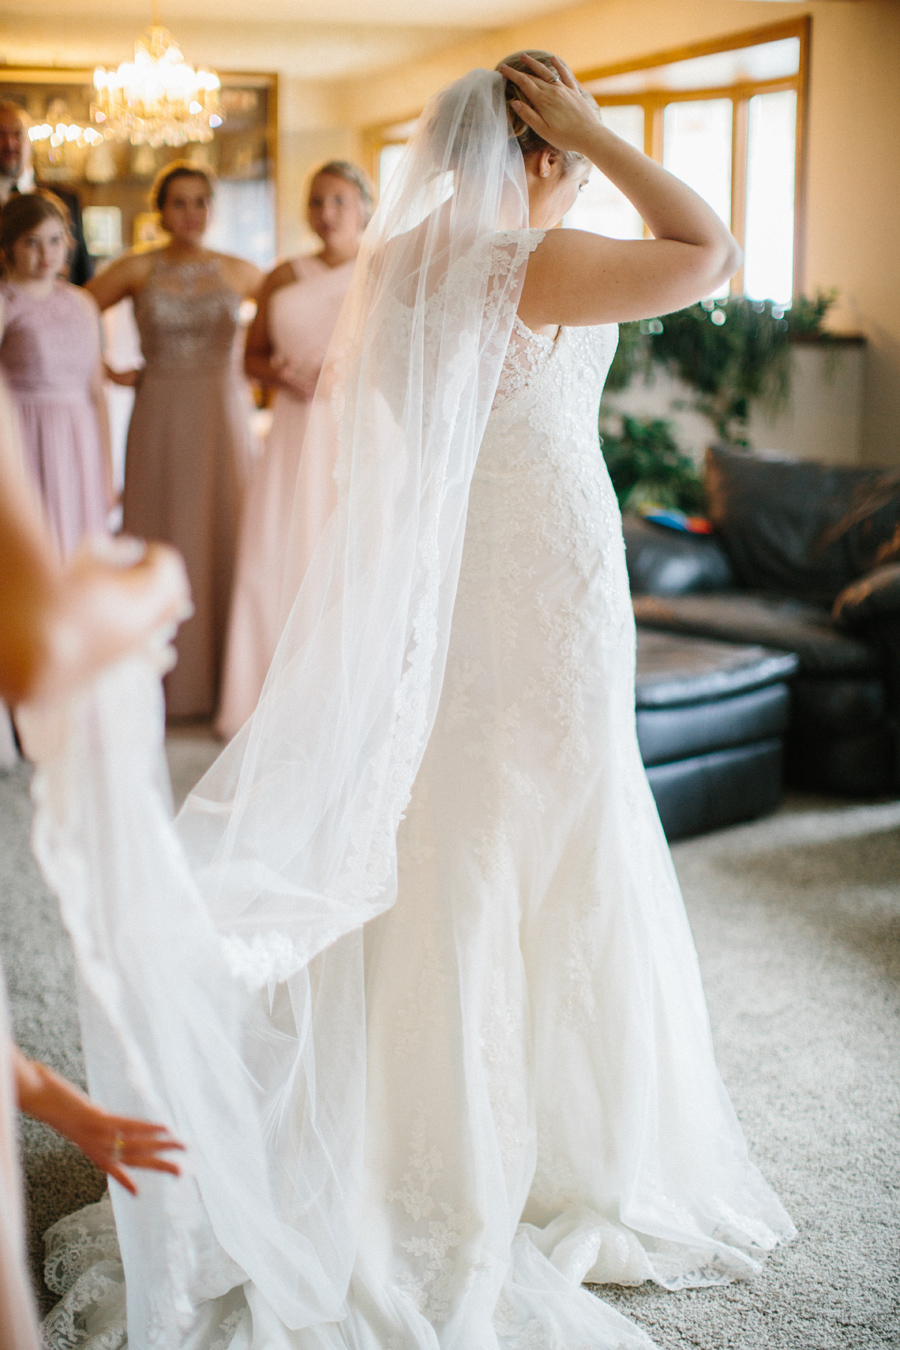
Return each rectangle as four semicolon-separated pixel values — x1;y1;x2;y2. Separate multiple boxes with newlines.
40;238;793;1349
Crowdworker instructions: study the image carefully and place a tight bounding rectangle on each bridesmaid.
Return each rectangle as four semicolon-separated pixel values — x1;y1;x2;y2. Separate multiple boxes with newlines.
88;162;262;721
0;191;112;558
216;161;372;738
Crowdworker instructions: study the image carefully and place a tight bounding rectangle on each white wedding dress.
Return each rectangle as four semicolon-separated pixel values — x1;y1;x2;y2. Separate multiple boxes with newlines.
39;239;793;1349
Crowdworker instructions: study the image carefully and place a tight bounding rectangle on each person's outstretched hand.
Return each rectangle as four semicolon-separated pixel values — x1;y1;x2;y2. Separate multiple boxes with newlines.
46;535;193;696
0;386;192;708
12;1046;184;1196
4;535;192;708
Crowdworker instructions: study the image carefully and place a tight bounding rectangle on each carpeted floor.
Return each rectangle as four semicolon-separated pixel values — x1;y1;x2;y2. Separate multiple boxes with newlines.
2;732;898;1345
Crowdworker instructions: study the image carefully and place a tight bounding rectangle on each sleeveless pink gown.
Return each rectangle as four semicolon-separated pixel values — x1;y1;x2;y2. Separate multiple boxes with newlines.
216;255;354;739
0;280;107;559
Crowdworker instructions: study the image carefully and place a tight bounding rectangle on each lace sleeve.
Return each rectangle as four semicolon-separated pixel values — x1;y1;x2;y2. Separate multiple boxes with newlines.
491;228;546;275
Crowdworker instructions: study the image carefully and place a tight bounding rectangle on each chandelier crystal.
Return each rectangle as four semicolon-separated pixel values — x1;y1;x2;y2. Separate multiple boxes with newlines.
92;20;223;148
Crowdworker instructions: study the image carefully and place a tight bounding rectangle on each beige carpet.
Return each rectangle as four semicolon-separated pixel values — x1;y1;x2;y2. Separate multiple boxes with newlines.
1;733;898;1345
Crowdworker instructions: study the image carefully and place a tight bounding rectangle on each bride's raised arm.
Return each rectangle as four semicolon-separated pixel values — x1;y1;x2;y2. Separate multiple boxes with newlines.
503;53;742;327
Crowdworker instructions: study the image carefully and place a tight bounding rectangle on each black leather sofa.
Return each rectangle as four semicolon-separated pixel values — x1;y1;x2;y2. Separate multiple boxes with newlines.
627;444;900;798
635;628;797;840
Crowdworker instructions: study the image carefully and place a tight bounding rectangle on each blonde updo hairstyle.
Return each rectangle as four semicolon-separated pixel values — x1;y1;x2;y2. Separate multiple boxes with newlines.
497;51;588;174
310;160;375;227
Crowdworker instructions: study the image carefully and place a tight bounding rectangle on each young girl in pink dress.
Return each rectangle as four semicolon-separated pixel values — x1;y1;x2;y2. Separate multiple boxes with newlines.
216;162;373;738
0;191;111;559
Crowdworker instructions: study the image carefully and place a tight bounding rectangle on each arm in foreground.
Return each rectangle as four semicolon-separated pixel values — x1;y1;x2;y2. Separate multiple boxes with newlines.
505;55;742;327
12;1047;183;1196
0;385;190;706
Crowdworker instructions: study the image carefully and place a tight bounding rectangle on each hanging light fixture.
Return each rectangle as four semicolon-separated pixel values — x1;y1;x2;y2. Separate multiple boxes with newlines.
92;4;223;148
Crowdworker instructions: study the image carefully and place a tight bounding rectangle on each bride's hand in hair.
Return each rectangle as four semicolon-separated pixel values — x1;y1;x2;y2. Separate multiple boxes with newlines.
497;54;602;155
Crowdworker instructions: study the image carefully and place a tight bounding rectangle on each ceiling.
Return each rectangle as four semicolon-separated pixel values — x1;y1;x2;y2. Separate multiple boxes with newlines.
0;0;576;81
2;0;566;23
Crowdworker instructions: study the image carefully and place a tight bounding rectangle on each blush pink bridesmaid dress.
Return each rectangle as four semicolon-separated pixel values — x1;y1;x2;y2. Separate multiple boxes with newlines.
0;280;108;559
124;256;251;722
216;255;354;739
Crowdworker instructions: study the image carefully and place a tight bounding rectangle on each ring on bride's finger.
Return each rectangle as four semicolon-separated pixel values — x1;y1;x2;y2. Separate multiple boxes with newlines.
545;68;561;82
113;1134;124;1161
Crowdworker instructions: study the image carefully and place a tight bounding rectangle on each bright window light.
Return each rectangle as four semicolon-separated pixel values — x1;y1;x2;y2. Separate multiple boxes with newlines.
663;98;733;228
663;98;732;297
379;143;406;196
563;104;644;238
743;89;797;304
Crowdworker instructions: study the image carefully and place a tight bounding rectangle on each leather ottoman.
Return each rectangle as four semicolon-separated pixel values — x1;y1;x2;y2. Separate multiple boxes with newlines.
633;592;894;795
635;628;798;840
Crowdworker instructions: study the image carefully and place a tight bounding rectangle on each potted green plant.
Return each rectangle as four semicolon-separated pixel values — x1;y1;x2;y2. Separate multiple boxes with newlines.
605;291;837;446
601;415;705;514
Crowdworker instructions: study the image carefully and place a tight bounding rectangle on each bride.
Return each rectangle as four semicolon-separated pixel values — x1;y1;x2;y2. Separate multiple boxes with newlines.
33;52;793;1350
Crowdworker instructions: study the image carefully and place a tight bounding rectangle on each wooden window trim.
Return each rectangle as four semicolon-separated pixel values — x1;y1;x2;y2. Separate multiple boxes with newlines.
594;77;799;109
577;17;810;88
365;18;811;297
585;18;810;297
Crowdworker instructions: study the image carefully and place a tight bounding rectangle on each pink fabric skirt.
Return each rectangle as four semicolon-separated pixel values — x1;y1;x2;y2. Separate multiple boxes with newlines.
14;392;107;560
216;391;319;739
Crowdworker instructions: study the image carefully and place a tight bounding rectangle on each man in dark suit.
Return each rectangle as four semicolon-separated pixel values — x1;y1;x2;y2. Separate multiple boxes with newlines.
0;100;94;286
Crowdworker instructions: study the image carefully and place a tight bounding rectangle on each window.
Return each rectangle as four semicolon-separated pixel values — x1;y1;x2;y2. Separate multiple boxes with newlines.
573;20;809;304
563;104;644;240
366;20;809;304
743;89;797;304
370;117;419;199
379;142;406;195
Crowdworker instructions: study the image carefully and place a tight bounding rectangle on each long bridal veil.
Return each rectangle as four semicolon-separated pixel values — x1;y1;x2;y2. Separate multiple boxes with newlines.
21;69;552;1343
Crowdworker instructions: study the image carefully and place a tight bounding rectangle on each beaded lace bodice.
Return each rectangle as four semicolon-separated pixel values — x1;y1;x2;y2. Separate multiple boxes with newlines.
488;313;619;466
135;256;241;372
469;310;627;657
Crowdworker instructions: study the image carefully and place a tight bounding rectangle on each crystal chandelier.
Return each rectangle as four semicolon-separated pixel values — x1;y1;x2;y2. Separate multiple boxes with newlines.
92;10;223;148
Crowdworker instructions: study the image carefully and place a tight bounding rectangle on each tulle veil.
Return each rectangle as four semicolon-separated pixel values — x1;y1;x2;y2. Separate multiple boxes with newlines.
20;68;546;1341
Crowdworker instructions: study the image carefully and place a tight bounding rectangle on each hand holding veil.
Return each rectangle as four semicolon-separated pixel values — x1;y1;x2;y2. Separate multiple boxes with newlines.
22;68;539;1340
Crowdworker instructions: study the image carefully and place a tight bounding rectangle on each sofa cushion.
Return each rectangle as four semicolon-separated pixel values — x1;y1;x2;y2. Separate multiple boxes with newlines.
705;444;900;605
623;514;735;595
635;627;797;706
633;592;878;676
646;739;783;841
790;677;887;736
786;727;896;796
637;683;789;766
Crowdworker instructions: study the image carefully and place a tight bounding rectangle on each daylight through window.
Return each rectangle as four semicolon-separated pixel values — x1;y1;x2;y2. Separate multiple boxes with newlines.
372;22;807;306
